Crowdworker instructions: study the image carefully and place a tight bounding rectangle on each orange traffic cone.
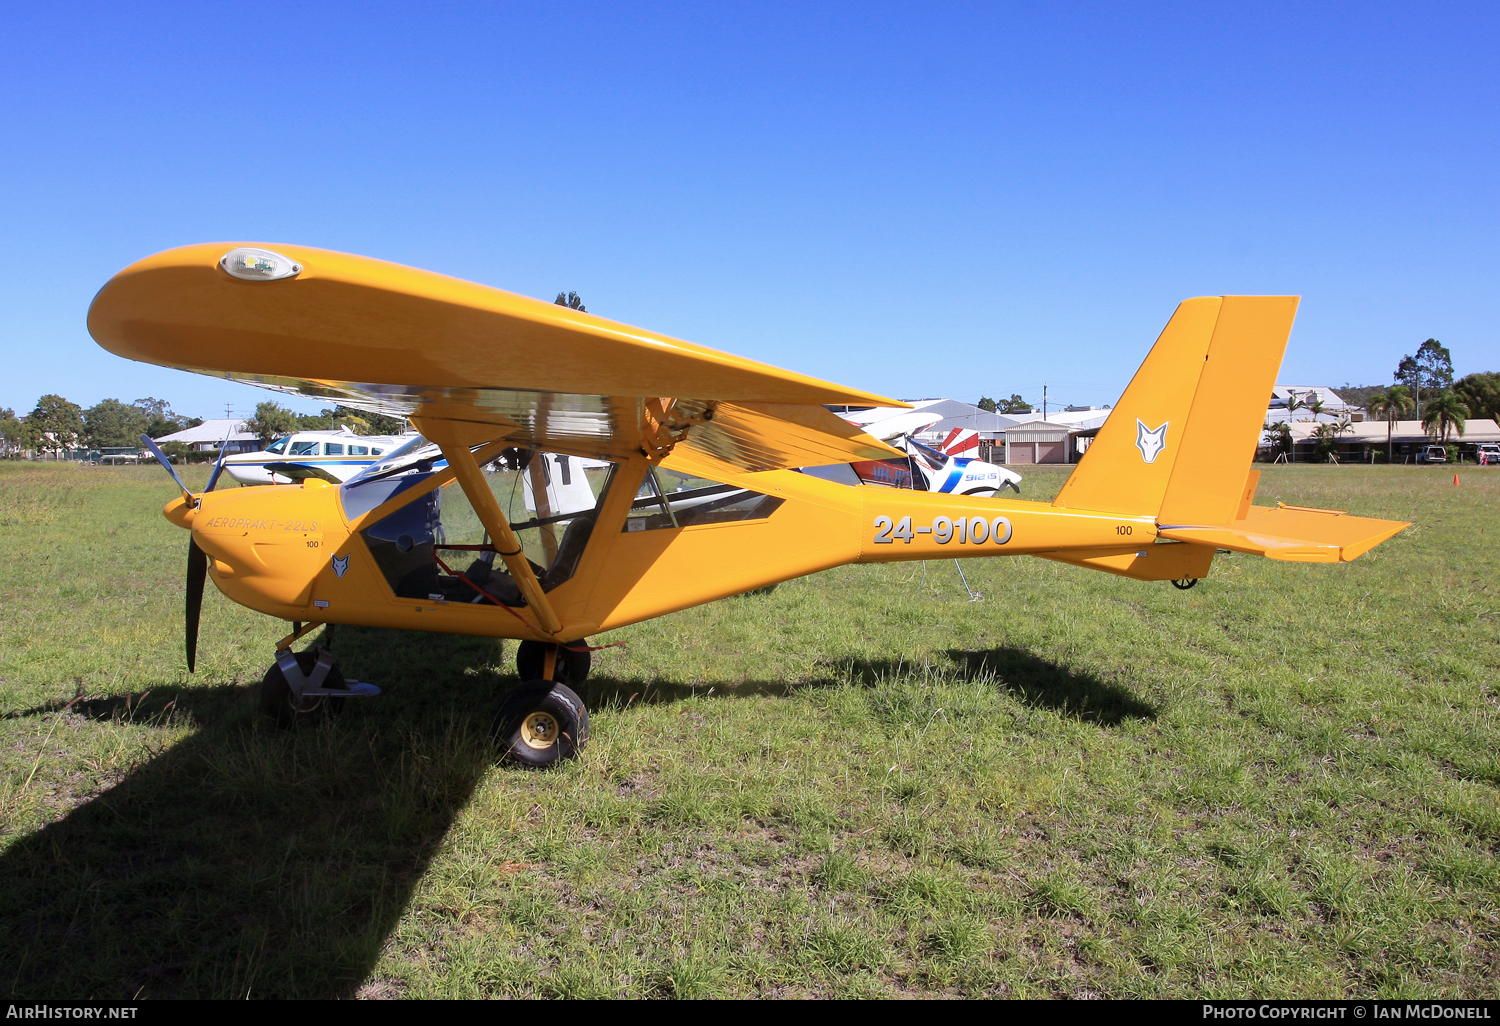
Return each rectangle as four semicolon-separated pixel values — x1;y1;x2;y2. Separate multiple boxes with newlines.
1454;474;1460;486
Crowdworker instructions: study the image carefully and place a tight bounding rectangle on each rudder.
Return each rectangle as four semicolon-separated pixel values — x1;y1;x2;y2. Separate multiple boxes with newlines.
1053;295;1298;522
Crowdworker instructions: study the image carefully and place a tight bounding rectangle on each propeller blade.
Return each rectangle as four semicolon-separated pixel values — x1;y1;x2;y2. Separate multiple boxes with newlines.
186;538;207;673
140;434;192;500
204;438;230;493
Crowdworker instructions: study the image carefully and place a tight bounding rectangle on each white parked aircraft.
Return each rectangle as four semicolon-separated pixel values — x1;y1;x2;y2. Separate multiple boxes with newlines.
836;408;1023;496
223;427;411;485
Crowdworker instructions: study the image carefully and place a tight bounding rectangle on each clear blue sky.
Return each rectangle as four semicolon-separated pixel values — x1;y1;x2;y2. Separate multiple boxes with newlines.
2;2;1496;420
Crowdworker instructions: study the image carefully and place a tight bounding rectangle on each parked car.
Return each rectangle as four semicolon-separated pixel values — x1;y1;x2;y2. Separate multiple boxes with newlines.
1475;442;1500;466
1416;444;1447;464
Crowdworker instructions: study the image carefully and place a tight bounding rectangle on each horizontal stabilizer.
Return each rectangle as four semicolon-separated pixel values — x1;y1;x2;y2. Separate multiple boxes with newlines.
1158;505;1410;563
1036;541;1216;581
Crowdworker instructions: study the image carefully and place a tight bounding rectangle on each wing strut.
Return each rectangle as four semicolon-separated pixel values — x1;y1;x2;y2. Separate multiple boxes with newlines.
421;422;563;635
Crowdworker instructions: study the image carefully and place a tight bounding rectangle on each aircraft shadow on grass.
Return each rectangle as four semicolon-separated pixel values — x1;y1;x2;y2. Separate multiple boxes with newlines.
0;627;507;1000
942;646;1157;725
582;646;1156;728
0;630;1147;998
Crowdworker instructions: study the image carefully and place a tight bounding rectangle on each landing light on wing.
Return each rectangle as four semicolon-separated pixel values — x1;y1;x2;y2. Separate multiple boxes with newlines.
220;247;302;281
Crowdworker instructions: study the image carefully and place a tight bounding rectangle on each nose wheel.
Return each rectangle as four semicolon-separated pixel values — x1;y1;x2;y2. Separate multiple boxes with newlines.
259;643;381;728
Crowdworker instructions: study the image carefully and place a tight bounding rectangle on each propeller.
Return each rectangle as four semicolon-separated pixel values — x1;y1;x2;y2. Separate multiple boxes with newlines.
186;539;207;672
140;434;191;501
141;434;230;673
205;437;231;492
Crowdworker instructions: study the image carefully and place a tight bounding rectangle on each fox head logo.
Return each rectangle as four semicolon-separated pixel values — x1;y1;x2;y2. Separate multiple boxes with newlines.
331;554;349;578
1135;419;1169;464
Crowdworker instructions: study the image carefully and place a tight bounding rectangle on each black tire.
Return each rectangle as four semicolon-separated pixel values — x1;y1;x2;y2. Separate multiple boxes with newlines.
491;679;589;768
259;650;348;728
515;639;591;685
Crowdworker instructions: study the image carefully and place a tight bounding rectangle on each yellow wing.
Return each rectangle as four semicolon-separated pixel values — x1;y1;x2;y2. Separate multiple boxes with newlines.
87;242;907;470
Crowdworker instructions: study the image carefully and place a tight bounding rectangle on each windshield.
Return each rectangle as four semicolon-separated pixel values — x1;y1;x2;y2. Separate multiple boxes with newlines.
339;436;448;521
265;437;288;455
344;435;443;485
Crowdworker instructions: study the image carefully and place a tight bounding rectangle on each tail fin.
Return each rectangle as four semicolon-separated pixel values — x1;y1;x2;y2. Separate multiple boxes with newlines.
1053;296;1299;522
939;427;980;457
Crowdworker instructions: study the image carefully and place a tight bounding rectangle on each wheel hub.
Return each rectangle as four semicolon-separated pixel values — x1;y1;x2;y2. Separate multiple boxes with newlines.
520;711;560;749
287;693;325;713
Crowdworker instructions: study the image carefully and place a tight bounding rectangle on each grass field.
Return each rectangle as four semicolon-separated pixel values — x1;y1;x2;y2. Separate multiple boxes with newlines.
1;460;1497;999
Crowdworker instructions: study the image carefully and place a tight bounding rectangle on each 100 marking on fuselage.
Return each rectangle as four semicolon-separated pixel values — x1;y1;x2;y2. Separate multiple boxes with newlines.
872;514;1013;546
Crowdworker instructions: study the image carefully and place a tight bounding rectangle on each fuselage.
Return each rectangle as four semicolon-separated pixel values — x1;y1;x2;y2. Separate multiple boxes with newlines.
881;435;1024;495
171;440;1183;646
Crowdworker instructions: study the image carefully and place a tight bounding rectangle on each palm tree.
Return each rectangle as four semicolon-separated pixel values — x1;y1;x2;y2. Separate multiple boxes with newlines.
1303;392;1328;420
1364;385;1414;463
1422;390;1470;444
1282;391;1314;461
1263;421;1292;462
1310;415;1353;463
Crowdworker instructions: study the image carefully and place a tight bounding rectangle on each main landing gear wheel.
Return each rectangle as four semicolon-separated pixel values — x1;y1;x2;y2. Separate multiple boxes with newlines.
492;679;590;768
1172;578;1199;590
515;639;592;686
260;649;348;728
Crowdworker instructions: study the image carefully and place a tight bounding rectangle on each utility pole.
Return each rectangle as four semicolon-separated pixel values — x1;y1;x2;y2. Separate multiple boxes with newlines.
1042;384;1047;421
225;403;232;419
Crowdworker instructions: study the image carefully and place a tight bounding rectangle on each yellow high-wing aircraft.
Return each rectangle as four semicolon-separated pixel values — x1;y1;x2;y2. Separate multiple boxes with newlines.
88;243;1409;766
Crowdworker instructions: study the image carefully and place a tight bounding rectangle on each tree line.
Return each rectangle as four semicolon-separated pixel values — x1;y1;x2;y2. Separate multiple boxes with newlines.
0;394;407;458
0;396;200;457
245;401;407;441
1264;340;1498;462
976;395;1033;414
4;288;584;457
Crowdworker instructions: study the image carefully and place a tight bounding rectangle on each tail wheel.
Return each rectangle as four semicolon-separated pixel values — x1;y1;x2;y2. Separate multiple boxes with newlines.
259;650;348;727
1171;578;1199;590
492;679;589;768
515;639;592;685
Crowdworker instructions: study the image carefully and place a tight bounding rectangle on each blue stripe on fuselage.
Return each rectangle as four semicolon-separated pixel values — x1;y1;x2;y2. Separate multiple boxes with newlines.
937;458;970;493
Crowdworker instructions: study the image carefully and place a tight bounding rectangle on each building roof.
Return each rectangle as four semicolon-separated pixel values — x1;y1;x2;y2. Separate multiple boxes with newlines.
154;418;258;444
1004;423;1072;443
1001;408;1112;432
903;399;1028;435
905;398;1114;439
1284;418;1500;444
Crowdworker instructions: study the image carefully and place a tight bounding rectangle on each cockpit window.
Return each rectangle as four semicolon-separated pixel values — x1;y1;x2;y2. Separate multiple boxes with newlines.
356;449;616;604
289;440;319;457
265;437;289;455
798;464;863;487
623;465;782;532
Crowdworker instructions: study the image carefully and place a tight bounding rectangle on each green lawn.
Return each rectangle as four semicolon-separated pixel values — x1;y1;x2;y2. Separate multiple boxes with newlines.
1;460;1496;998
